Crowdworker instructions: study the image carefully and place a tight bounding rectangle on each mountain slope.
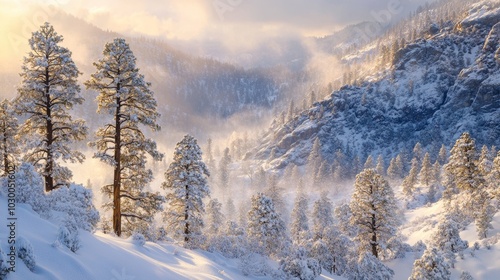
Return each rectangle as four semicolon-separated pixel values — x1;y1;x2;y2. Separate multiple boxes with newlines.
252;1;500;170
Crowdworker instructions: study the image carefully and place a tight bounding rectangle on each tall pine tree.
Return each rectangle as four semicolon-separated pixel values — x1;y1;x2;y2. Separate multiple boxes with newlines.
163;135;210;248
15;22;87;191
350;169;399;258
86;38;163;236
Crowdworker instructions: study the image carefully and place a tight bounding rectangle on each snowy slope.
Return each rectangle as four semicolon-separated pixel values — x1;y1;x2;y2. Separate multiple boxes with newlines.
251;0;500;170
0;197;250;280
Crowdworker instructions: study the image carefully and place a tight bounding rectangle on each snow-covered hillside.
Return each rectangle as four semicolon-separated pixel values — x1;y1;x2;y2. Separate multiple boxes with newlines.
252;0;500;170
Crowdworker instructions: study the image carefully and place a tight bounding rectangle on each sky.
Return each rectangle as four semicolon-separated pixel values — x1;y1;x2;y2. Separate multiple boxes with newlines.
2;0;435;44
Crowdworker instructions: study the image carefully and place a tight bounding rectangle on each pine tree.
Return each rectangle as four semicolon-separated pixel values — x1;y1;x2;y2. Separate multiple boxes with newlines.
265;174;286;217
218;147;231;192
205;199;225;236
409;247;451;280
350;169;399;258
312;226;350;275
286;99;295;122
290;191;310;245
314;160;330;187
0;100;20;176
205;138;216;178
487;151;500;202
478;145;493;177
364;155;374;169
15;22;87;191
402;159;419;197
387;158;398;180
307;138;322;181
475;200;495;239
413;142;424;167
163;135;210;248
432;160;441;185
86;38;163;237
444;133;486;220
350;252;394;280
432;214;468;268
419;152;433;186
376;155;385;176
247;193;287;256
312;193;334;240
438;144;448;165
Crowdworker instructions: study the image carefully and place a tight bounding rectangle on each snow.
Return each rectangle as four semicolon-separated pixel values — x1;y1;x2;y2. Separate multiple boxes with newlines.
0;196;250;280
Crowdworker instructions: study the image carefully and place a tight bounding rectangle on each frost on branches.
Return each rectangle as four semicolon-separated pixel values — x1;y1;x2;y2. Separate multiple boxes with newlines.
86;38;163;237
409;247;450;280
247;192;288;256
350;169;399;259
163;135;210;248
14;22;87;191
0;100;19;176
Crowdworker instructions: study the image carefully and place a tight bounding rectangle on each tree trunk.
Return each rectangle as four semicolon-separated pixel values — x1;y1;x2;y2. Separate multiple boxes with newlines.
44;69;54;192
184;185;189;243
371;212;378;258
2;123;8;176
113;92;122;237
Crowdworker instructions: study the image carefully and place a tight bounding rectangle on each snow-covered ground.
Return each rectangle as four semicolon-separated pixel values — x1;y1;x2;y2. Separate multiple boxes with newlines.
2;180;499;280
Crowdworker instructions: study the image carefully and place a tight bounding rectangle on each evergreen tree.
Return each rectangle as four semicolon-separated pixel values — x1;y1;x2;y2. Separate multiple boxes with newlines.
15;22;87;191
314;160;330;187
475;200;495;239
413;142;424;166
290;191;310;245
438;144;448;165
432;214;468;268
350;252;394;280
205;199;225;236
409;247;451;280
444;133;486;220
0;100;19;176
312;193;334;240
387;158;398;180
205;138;216;178
402;159;419;197
218;147;231;192
487;151;500;202
86;38;163;236
364;155;374;169
350;169;399;258
376;155;385;176
432;160;441;185
265;174;286;217
286;99;295;122
311;226;350;275
163;135;210;248
478;145;493;177
307;138;322;181
247;193;287;256
419;152;433;186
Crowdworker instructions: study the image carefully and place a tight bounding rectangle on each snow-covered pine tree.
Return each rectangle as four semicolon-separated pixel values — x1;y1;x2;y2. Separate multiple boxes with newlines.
409;247;451;280
478;145;493;177
334;202;356;237
205;138;217;179
364;155;374;169
487;151;500;202
0;100;19;176
432;214;468;268
387;158;398;180
163;135;210;248
15;22;87;191
413;142;424;167
432;160;441;185
247;192;288;256
314;160;330;187
280;247;321;280
290;191;310;245
314;226;350;275
444;132;486;220
419;152;433;186
86;38;163;237
475;200;495;239
376;155;385;176
350;169;399;258
312;193;334;240
205;198;225;236
264;174;286;217
307;138;322;182
438;144;448;165
349;251;394;280
402;159;419;197
218;147;231;193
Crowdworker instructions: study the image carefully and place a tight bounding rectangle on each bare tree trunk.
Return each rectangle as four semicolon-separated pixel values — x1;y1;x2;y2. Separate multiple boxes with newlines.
184;186;189;243
113;92;122;236
371;213;378;258
44;69;54;192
